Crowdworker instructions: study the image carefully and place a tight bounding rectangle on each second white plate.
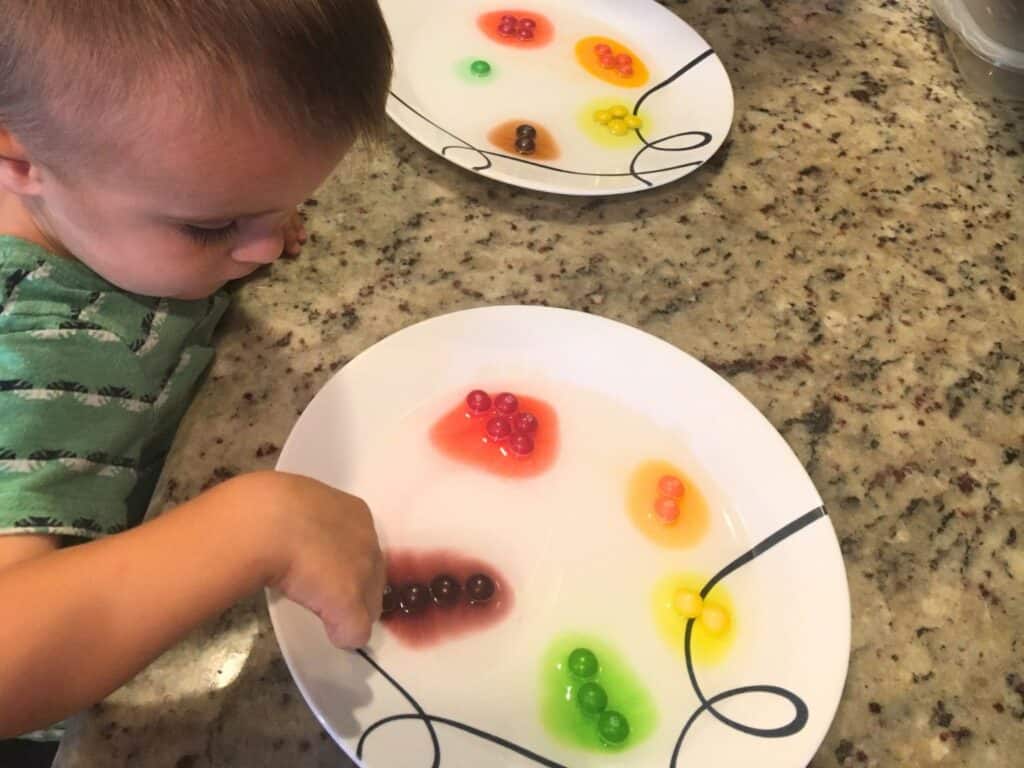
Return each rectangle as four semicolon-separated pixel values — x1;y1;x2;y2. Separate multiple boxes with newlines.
381;0;734;195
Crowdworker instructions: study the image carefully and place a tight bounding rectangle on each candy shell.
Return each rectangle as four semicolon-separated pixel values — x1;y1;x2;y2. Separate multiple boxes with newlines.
467;573;496;603
607;119;629;136
700;604;730;635
466;389;492;413
494;392;519;415
672;589;703;618
486;416;513;440
654;496;680;523
509;433;535;456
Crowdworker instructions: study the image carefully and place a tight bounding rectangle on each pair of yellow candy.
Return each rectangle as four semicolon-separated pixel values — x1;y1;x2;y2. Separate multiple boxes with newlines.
672;589;730;635
593;105;643;136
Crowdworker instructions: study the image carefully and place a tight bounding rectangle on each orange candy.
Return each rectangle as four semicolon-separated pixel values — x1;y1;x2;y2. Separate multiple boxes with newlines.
575;36;649;87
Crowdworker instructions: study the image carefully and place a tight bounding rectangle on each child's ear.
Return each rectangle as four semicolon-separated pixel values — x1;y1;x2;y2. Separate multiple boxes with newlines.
0;127;43;196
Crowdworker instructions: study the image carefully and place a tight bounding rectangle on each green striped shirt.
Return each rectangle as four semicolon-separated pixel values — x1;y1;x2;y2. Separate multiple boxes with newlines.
0;236;228;539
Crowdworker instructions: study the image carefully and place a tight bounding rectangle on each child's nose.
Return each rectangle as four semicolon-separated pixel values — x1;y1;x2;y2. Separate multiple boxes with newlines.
230;231;285;265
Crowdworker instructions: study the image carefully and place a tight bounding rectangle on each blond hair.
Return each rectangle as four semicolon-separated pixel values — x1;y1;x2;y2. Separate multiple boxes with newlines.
0;0;393;171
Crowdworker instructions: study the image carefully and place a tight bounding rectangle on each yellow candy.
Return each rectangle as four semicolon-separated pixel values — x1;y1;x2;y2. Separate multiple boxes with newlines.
625;115;643;129
594;110;612;124
610;105;628;118
700;604;730;635
607;119;629;136
672;589;703;618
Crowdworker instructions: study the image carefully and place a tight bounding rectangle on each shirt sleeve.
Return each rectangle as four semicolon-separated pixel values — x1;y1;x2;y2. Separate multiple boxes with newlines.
0;325;155;540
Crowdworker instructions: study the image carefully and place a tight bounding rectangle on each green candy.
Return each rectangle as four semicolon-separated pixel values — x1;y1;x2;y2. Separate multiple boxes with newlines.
470;59;492;77
598;710;630;744
568;648;599;678
576;681;608;715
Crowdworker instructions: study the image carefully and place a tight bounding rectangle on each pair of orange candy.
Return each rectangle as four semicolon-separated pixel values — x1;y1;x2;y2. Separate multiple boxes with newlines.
653;474;685;524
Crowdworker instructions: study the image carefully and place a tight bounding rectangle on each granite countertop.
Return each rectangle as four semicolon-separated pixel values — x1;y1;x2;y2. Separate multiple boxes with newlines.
55;0;1022;766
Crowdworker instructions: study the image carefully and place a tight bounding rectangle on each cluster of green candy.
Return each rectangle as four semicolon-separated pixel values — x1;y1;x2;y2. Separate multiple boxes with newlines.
566;647;631;745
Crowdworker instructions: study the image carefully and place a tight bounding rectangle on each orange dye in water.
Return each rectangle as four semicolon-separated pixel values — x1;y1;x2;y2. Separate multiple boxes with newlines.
626;459;709;547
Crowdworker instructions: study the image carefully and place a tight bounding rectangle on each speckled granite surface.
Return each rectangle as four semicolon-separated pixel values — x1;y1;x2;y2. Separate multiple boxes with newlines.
54;0;1022;766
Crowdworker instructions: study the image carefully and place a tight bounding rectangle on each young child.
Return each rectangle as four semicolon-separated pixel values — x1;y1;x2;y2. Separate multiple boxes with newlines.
0;0;393;741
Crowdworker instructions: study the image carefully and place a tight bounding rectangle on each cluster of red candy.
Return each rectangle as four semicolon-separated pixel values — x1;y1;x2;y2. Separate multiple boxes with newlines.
466;389;539;456
594;43;634;78
497;14;537;40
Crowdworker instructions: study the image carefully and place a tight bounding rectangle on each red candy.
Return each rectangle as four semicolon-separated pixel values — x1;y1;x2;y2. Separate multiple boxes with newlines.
618;65;634;78
654;496;680;524
494;392;519;415
600;55;616;69
509;433;535;456
512;411;539;435
615;53;633;66
657;474;685;499
594;43;612;56
466;389;492;414
480;10;553;48
498;14;536;40
486;415;513;440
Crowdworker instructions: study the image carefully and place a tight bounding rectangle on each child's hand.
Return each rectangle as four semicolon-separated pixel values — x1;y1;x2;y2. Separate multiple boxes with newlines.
283;210;308;258
253;472;385;648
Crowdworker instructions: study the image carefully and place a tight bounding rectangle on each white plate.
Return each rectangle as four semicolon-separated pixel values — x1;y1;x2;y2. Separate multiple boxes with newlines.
381;0;734;195
268;307;849;767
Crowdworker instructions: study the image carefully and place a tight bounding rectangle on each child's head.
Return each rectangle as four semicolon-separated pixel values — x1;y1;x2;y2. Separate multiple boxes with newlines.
0;0;392;299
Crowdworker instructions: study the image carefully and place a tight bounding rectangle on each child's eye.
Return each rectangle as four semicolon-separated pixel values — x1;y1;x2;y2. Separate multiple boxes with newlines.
180;221;239;245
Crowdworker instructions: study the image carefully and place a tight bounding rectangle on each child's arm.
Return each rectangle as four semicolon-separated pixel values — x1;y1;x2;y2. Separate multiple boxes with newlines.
0;471;385;738
0;533;56;571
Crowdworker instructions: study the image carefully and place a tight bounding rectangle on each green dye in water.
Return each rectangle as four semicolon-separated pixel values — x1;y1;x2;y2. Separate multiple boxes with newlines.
540;633;656;752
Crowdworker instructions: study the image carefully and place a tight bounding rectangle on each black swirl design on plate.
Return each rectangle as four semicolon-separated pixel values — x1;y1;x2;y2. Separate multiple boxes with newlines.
351;506;827;766
388;49;719;189
669;506;826;766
